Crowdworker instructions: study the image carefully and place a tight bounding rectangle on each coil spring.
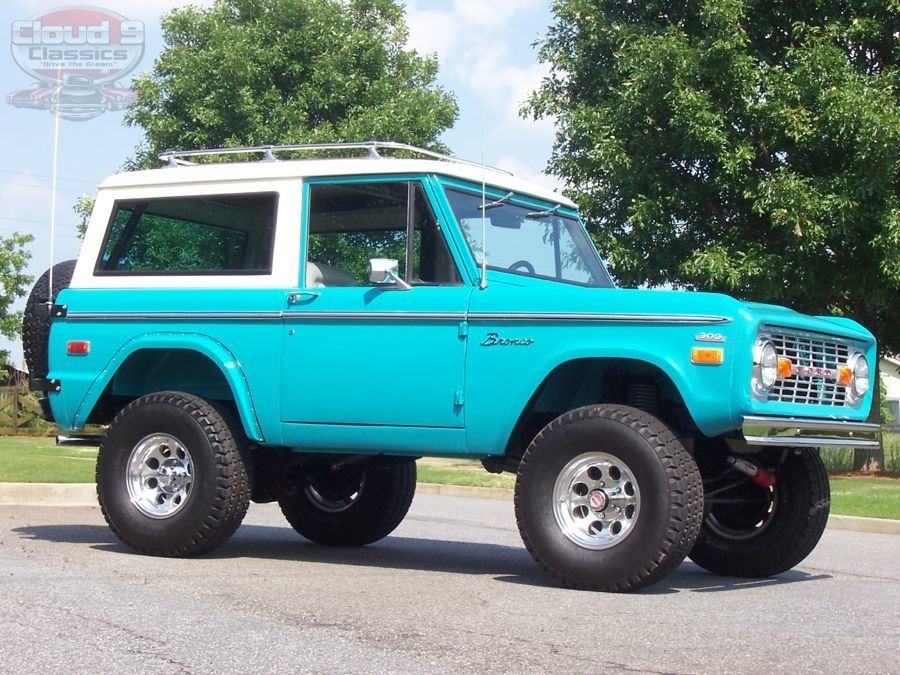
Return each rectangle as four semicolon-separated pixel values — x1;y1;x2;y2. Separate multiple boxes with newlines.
627;382;658;416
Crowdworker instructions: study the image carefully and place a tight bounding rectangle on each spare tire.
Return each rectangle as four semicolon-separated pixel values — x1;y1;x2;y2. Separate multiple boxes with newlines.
22;259;77;380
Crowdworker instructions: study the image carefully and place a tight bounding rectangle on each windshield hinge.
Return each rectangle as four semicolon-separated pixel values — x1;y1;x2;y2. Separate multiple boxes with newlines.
458;321;468;339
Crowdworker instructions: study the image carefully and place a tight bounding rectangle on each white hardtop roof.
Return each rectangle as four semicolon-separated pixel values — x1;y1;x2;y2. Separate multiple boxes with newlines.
98;157;576;208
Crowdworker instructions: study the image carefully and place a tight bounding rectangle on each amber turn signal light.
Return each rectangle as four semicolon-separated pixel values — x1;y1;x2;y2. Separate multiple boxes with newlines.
777;357;793;379
838;366;853;386
691;347;723;365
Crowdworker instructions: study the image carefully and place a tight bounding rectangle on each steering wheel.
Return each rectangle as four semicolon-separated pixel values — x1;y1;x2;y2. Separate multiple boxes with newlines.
508;259;535;274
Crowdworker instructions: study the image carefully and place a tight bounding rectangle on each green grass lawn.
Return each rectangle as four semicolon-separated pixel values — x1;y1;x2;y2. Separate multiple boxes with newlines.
828;477;900;519
0;436;98;483
1;437;897;519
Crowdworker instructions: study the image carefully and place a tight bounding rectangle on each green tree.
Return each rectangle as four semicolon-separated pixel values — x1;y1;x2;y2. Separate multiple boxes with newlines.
879;377;893;425
528;0;899;471
125;0;458;166
73;194;95;239
528;0;900;356
0;233;34;352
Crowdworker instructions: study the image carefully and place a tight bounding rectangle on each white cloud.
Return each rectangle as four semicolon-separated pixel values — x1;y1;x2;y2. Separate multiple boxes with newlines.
495;155;563;193
406;1;550;129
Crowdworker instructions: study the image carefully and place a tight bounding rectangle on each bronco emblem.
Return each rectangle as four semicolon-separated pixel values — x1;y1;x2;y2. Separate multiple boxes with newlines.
480;332;534;347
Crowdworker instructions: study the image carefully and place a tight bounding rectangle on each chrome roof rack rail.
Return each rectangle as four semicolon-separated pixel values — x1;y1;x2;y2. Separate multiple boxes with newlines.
157;140;512;175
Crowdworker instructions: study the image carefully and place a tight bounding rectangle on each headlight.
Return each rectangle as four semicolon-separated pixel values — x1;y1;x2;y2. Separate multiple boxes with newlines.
752;338;778;393
849;352;869;398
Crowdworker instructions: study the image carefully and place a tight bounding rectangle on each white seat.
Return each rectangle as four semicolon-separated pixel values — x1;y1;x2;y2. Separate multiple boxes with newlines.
306;261;357;287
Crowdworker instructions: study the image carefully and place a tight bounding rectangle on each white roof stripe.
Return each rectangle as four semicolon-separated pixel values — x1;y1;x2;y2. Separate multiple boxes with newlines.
98;158;576;207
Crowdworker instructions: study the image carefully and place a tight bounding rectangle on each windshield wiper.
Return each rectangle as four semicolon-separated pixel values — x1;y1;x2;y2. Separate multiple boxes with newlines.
477;191;514;211
526;204;561;218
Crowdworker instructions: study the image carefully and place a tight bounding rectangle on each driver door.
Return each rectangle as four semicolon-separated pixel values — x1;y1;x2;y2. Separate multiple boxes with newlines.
280;178;471;435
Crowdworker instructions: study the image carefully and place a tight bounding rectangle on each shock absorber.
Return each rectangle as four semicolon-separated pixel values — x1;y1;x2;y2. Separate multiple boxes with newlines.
727;455;776;488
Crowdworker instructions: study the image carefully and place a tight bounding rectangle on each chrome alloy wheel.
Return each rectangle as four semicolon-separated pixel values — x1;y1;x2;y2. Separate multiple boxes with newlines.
126;434;194;519
552;452;641;550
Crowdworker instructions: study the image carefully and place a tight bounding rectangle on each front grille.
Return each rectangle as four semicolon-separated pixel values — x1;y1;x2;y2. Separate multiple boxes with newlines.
768;332;850;406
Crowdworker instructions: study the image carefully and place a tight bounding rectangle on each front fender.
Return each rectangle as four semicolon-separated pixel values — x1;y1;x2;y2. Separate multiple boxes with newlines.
465;331;738;456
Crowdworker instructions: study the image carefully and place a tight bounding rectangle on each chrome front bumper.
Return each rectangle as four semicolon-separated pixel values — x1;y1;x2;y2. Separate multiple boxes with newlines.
742;416;881;449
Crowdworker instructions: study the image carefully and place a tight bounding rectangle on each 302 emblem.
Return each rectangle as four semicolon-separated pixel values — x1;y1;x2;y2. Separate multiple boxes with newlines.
695;332;726;343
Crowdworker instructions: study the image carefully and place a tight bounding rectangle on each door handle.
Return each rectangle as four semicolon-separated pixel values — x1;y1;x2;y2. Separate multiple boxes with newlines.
288;291;320;304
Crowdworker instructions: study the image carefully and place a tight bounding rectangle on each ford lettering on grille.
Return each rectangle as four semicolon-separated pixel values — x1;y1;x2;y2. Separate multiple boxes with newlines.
769;332;850;406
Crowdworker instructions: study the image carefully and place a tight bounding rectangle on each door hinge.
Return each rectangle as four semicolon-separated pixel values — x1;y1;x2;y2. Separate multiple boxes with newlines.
457;320;468;339
454;390;465;407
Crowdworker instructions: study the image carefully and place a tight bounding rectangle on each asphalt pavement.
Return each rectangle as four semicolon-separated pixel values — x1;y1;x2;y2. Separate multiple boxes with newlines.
1;493;898;674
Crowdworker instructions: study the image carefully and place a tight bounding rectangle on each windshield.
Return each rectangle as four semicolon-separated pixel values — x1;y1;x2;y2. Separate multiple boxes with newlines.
444;187;612;287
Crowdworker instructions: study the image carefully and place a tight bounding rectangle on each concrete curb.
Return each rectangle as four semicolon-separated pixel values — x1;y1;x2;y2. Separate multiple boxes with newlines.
2;482;899;535
826;514;900;535
0;482;96;507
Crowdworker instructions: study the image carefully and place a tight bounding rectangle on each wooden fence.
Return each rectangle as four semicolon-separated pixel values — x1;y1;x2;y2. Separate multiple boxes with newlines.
0;386;46;430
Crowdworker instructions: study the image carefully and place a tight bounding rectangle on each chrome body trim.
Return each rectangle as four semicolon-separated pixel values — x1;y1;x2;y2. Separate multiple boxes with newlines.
283;311;465;321
742;415;881;449
468;312;732;324
65;310;731;324
66;312;285;321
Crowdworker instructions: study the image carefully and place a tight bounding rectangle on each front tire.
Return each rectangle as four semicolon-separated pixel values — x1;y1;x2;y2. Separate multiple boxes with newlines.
689;448;830;577
515;405;703;592
96;392;252;556
279;459;416;546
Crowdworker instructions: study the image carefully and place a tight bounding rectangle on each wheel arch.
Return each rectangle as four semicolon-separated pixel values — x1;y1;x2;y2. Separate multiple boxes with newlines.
488;354;705;472
73;333;263;442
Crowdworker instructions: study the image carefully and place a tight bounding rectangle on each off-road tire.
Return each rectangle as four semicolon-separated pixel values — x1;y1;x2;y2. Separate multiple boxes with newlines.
515;404;703;592
279;459;416;546
689;449;829;577
96;391;252;556
22;259;77;379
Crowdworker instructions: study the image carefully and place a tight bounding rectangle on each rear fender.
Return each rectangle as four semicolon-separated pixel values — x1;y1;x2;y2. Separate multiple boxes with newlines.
70;332;263;442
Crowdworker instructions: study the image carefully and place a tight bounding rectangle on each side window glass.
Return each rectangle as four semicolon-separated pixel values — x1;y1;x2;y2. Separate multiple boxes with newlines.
97;193;277;274
306;181;460;287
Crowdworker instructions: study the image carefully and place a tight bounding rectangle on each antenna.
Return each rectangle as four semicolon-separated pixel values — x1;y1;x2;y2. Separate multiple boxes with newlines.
480;118;488;290
47;65;62;310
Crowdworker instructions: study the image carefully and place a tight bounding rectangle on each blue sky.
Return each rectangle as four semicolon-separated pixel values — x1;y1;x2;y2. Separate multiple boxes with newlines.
0;0;559;366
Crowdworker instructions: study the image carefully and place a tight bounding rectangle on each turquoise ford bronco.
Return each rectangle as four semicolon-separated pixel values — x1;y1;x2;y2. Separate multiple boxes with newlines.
24;142;879;592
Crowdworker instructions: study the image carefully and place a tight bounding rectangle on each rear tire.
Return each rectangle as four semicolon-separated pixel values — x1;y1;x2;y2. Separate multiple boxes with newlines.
689;448;829;577
515;405;703;592
96;391;252;556
22;259;77;379
279;459;416;546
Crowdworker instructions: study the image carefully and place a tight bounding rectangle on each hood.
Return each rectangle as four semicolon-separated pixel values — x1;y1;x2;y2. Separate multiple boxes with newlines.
481;272;875;345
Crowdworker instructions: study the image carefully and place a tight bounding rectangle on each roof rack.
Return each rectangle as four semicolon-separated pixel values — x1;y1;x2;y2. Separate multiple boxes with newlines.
158;140;512;175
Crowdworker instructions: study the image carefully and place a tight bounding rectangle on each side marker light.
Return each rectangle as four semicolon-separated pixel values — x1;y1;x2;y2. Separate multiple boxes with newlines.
691;347;723;365
66;340;90;355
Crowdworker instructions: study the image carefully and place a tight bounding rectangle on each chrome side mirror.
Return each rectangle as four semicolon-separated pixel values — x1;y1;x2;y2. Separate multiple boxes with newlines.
368;258;411;290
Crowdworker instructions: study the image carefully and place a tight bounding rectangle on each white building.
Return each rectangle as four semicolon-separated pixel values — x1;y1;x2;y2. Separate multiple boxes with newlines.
880;356;900;424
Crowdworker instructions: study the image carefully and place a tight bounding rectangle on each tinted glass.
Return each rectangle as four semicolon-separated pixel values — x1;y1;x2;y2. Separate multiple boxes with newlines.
307;182;460;286
97;193;277;274
445;188;611;287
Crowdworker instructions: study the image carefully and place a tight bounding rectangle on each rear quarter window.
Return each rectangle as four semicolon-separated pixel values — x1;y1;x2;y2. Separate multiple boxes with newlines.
95;192;278;275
